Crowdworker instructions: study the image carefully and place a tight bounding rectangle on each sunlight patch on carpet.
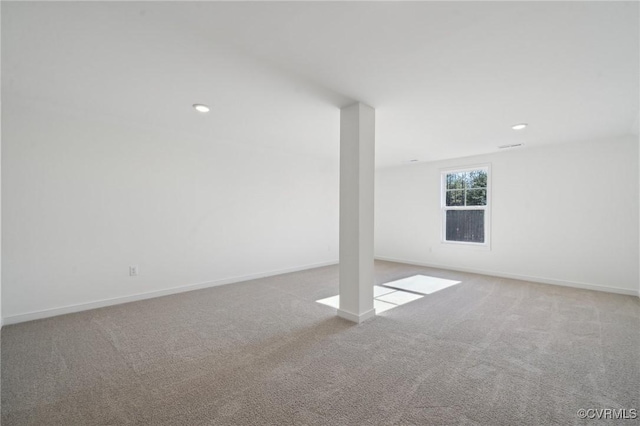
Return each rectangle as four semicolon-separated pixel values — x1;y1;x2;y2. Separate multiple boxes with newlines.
383;274;460;295
316;285;423;314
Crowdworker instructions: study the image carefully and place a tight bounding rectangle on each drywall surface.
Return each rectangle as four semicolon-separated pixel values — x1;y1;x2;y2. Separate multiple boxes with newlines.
1;2;3;330
0;3;2;327
375;136;639;295
2;102;339;321
1;2;349;323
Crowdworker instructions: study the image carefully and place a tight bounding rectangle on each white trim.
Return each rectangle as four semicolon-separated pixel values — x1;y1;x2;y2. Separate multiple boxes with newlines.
440;163;491;175
337;308;376;324
2;260;338;326
440;164;491;249
375;256;640;297
631;112;639;135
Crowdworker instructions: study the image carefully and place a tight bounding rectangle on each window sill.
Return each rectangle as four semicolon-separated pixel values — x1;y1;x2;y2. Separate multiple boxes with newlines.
440;240;492;251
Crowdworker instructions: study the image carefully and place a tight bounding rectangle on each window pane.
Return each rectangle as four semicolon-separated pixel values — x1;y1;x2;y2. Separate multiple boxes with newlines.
446;190;464;206
467;170;487;188
446;210;484;243
466;188;487;206
446;172;465;190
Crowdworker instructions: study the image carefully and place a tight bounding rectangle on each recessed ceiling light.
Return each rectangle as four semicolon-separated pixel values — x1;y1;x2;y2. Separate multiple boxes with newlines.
193;104;210;113
511;123;527;130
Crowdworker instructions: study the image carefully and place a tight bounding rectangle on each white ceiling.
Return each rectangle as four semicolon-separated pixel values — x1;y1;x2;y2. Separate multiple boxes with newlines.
3;2;639;168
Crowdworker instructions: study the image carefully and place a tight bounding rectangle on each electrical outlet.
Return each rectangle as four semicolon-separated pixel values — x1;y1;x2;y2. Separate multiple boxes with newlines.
129;265;139;277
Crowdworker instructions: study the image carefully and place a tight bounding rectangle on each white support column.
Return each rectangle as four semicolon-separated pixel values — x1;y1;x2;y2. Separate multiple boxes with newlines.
338;102;375;323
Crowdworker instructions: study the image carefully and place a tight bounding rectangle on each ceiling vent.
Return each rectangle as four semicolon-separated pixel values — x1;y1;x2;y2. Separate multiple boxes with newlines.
498;143;524;149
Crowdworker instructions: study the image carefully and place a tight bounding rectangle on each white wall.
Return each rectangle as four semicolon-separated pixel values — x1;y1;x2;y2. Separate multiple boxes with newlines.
375;136;639;295
0;1;3;327
2;102;339;323
636;115;640;296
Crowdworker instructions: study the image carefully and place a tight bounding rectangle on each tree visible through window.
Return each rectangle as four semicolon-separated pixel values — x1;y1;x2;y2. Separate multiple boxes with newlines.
442;167;489;244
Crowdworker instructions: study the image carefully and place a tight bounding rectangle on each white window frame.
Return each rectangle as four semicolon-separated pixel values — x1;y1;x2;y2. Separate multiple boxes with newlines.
440;164;491;249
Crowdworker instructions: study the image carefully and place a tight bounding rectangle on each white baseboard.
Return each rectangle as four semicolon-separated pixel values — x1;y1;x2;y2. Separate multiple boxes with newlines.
2;260;338;326
375;256;640;297
337;308;376;324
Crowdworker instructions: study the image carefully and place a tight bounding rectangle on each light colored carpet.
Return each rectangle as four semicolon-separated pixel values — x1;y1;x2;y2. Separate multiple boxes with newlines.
2;260;639;425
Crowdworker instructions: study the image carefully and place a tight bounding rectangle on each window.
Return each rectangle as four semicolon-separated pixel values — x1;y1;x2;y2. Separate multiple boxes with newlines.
441;165;490;246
